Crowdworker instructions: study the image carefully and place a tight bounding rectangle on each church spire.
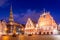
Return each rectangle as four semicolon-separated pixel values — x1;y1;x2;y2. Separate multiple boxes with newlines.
9;5;14;25
43;8;46;15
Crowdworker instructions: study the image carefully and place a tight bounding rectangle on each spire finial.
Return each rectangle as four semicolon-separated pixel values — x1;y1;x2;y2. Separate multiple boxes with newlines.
43;8;46;15
43;8;46;13
10;4;12;12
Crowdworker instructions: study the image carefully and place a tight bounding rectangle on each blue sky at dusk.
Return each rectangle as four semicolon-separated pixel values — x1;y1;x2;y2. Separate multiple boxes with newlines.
0;0;60;24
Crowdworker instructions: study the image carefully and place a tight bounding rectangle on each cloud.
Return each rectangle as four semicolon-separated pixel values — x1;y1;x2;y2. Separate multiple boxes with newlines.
19;11;41;24
14;14;20;18
0;0;9;7
13;9;42;24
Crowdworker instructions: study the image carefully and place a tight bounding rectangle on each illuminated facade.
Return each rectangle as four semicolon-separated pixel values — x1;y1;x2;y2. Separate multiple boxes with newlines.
25;11;58;35
37;11;57;34
25;18;36;35
0;6;58;35
0;21;3;35
0;6;24;35
7;5;24;35
58;24;60;31
0;20;7;35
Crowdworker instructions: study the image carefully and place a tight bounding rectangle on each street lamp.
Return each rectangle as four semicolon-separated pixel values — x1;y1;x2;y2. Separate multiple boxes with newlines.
53;29;58;35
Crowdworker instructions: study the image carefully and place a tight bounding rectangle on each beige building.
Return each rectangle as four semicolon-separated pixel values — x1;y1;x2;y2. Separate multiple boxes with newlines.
0;20;7;35
7;5;24;35
37;11;57;35
25;11;58;35
25;18;36;35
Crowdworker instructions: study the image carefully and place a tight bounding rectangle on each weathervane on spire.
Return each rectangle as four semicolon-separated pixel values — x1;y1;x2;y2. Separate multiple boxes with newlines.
43;8;46;13
43;8;46;15
10;4;12;13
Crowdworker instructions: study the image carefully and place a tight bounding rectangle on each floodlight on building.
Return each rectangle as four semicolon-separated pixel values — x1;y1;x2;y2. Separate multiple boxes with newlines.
53;29;58;35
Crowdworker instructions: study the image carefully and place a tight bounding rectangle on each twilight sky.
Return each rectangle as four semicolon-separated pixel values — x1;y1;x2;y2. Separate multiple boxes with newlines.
0;0;60;24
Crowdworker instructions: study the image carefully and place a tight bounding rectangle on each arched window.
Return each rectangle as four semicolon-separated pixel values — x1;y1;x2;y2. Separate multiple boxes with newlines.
39;32;41;35
43;32;45;35
51;32;53;34
47;32;49;35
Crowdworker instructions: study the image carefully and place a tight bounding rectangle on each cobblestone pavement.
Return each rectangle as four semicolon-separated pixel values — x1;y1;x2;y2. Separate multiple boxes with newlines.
1;35;60;40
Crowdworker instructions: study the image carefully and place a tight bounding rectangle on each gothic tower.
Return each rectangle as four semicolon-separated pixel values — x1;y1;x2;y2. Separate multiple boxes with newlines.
8;5;14;34
9;5;14;25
